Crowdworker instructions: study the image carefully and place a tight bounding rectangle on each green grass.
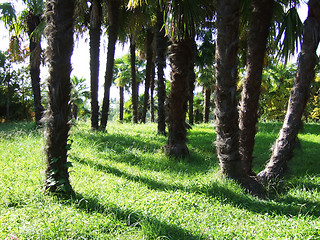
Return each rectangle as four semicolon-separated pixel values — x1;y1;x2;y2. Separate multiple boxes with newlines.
0;121;320;239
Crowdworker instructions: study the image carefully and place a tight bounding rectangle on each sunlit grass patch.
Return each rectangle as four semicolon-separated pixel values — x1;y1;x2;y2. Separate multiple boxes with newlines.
0;121;320;239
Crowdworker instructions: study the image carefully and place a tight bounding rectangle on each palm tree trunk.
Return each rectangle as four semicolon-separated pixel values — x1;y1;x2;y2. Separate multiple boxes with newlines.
150;60;155;122
156;6;167;135
27;13;44;125
188;66;195;125
203;87;211;123
6;75;10;122
214;0;243;179
131;37;138;124
142;29;154;123
164;38;194;158
119;86;124;121
100;0;120;130
44;0;75;195
258;1;320;183
89;0;102;130
239;0;274;176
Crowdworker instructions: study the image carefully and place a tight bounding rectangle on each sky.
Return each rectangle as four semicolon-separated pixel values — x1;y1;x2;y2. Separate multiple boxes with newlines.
0;0;312;101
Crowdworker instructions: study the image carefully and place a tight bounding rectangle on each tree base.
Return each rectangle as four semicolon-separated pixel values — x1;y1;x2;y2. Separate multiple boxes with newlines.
239;175;266;198
163;143;189;158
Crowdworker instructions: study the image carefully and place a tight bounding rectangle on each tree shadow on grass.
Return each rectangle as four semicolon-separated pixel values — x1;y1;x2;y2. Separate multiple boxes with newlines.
72;156;320;219
59;192;204;240
73;130;218;175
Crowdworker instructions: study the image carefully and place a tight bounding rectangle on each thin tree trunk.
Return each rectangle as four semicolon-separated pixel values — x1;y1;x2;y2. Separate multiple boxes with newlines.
44;0;75;195
89;0;102;130
150;59;155;122
239;0;274;176
188;66;195;125
131;38;138;124
215;0;242;178
258;0;320;183
27;13;44;125
156;6;167;135
164;38;194;158
142;29;154;123
203;87;211;123
119;86;124;121
6;75;10;122
100;0;120;130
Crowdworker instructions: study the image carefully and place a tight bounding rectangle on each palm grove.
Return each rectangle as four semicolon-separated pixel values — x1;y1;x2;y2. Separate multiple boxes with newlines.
0;0;319;196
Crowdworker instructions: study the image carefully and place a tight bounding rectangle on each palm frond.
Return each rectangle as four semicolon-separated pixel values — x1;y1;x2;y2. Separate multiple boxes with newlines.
274;7;303;62
0;2;17;27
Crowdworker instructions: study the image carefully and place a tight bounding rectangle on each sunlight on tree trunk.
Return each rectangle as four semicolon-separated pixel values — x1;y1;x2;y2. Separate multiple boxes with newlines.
258;0;320;183
89;0;102;130
214;0;243;178
239;0;274;176
156;6;167;135
100;0;120;130
164;39;195;158
44;0;75;195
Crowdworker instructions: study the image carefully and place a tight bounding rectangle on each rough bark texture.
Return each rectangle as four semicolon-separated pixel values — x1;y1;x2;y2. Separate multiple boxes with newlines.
156;6;167;135
164;39;194;158
100;0;120;130
142;29;154;123
27;12;44;125
203;88;211;123
239;0;274;176
119;86;124;121
89;0;102;130
131;38;138;124
44;0;75;194
215;0;243;179
258;0;320;183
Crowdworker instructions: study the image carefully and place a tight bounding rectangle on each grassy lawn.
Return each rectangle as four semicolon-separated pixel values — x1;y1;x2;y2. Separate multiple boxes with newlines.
0;121;319;239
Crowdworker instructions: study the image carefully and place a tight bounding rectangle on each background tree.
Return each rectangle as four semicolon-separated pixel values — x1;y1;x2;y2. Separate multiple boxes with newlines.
23;0;45;125
141;29;155;123
0;1;43;124
70;76;90;120
89;0;102;130
162;0;213;157
114;55;131;121
258;0;320;183
195;28;216;124
155;3;167;135
100;0;121;130
44;0;75;194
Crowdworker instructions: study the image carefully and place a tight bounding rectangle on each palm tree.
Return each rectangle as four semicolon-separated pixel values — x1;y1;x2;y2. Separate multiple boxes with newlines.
162;0;212;157
89;0;102;130
196;28;216;124
100;0;121;130
188;64;196;125
114;55;131;121
164;38;196;157
214;0;243;178
25;0;45;125
0;1;45;125
150;59;155;122
44;0;75;194
238;0;274;176
155;4;167;135
130;36;139;123
70;76;90;120
258;0;320;183
141;29;154;123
